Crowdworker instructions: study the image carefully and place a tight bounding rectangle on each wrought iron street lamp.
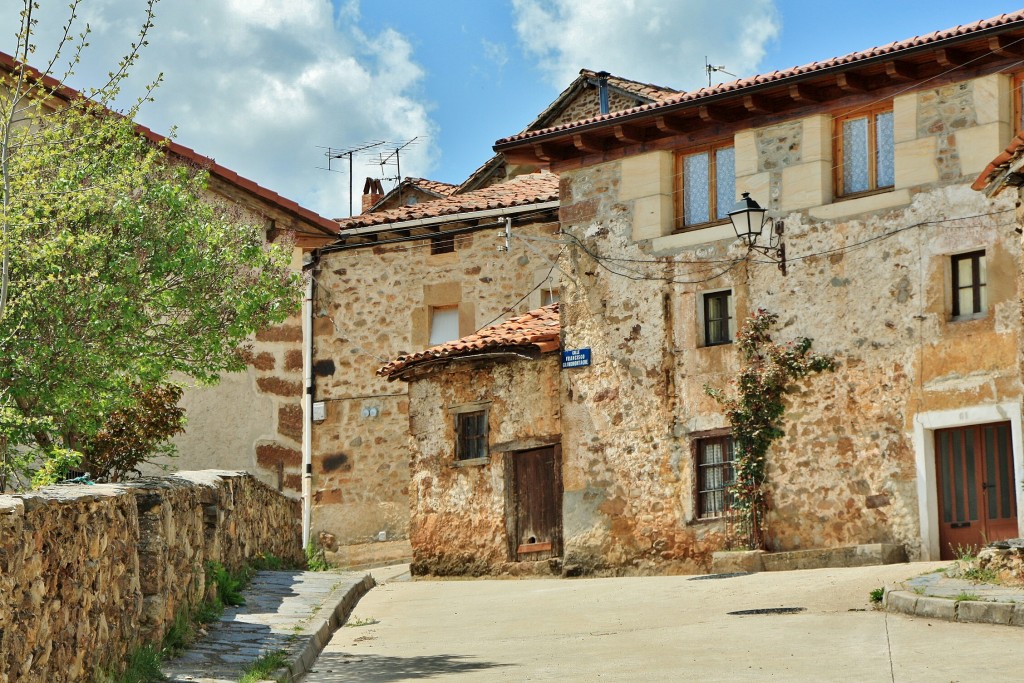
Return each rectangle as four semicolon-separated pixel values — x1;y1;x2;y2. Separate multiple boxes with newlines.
727;192;787;275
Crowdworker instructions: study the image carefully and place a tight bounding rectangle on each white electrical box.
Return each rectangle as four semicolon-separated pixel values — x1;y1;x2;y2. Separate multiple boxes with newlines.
312;401;326;422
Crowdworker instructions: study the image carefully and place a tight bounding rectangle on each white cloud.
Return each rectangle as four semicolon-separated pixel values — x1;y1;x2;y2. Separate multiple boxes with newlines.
0;0;437;219
511;0;780;92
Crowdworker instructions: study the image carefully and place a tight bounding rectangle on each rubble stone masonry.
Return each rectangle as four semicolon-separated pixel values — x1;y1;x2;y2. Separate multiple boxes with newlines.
0;471;302;683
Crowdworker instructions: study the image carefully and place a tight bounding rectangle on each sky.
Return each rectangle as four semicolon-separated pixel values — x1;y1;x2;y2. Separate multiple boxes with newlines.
2;1;1023;219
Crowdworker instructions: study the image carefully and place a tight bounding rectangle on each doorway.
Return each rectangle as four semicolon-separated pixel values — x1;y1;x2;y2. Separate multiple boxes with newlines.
506;445;562;562
935;422;1017;560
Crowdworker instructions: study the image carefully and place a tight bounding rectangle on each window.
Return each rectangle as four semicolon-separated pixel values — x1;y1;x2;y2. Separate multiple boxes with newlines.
541;287;560;306
456;410;488;461
675;143;735;229
951;250;987;319
836;106;894;197
430;233;455;255
429;306;459;345
702;290;733;346
697;435;735;519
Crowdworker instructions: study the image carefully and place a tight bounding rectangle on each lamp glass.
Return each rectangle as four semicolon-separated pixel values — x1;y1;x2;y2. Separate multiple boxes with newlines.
728;192;767;246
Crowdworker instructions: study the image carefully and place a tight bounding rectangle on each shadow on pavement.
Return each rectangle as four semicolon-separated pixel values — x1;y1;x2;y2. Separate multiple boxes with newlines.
308;651;511;681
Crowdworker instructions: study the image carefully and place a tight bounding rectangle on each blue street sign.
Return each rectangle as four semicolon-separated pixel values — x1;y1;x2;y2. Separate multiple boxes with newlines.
561;348;592;369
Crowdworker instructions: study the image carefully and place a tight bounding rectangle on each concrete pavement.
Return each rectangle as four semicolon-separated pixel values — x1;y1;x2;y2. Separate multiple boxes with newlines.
304;562;1022;682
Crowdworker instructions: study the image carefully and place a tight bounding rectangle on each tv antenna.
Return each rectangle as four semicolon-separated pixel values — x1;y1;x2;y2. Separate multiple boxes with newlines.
705;56;736;87
323;140;385;217
369;137;420;205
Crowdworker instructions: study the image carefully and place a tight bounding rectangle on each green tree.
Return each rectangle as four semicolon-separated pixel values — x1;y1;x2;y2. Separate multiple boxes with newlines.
705;309;836;550
0;1;302;488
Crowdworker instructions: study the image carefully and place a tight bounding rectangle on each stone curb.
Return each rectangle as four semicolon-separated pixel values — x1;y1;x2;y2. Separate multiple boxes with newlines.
883;589;1024;627
270;574;376;682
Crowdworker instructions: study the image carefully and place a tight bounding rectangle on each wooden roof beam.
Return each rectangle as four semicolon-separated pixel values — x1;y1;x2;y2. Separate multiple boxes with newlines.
935;47;969;67
989;34;1024;56
698;104;741;123
885;60;917;82
743;94;779;114
835;72;868;93
572;132;605;153
788;83;823;103
654;114;695;135
612;123;646;144
532;142;565;162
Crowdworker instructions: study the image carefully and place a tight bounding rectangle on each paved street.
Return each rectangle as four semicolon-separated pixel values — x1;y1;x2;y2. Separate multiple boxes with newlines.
304;563;1022;682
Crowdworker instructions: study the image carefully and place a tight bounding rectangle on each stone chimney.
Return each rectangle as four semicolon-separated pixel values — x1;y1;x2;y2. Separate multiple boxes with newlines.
362;177;385;214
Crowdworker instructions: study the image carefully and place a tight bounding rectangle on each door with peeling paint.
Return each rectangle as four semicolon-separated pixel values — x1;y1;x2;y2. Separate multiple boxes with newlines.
508;445;562;561
935;423;1017;560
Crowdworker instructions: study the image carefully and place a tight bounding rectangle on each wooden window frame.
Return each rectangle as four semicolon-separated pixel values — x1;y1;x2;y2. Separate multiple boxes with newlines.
455;409;488;461
834;103;894;199
702;289;733;347
692;430;735;520
674;140;735;232
951;250;987;319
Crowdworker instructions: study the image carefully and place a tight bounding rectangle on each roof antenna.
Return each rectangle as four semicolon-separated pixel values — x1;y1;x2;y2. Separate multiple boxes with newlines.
705;56;736;87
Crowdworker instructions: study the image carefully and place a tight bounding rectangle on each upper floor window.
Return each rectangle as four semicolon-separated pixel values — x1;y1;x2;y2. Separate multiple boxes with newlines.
541;287;560;306
836;106;894;197
429;306;460;345
675;143;735;230
951;250;987;319
430;233;455;255
703;290;733;346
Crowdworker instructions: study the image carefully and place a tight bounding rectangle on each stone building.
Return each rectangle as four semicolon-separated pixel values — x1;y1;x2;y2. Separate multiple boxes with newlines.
459;10;1024;574
300;69;681;566
378;304;562;576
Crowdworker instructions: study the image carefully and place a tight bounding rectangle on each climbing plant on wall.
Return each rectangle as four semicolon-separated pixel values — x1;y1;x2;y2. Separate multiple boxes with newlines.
705;309;836;550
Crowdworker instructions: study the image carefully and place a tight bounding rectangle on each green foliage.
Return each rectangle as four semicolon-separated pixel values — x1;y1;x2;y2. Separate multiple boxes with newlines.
238;650;289;683
94;644;165;683
160;607;195;660
869;587;885;604
705;309;836;550
954;591;981;602
249;553;286;571
206;561;247;607
305;542;331;571
0;76;300;488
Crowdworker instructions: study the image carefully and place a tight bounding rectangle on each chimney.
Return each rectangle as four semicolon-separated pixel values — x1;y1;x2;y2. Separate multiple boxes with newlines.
362;177;385;214
596;71;610;115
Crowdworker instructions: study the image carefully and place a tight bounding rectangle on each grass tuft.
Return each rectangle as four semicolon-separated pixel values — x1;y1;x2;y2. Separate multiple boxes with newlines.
868;587;884;604
238;650;289;683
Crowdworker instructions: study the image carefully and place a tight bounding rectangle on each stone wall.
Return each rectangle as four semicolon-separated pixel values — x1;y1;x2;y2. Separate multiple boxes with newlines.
406;355;561;576
0;471;302;683
556;146;1021;573
309;216;561;558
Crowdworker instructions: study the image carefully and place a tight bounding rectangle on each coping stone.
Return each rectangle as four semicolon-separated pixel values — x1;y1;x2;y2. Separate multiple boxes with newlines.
914;596;956;620
957;600;1015;625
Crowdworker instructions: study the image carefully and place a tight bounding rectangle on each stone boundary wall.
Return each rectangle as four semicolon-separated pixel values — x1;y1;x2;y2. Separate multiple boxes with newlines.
0;471;303;683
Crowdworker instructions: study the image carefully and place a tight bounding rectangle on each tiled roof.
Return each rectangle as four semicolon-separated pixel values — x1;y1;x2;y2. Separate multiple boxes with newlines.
972;133;1024;192
586;69;680;102
0;51;339;240
379;303;560;379
406;177;458;197
337;172;559;230
495;10;1024;147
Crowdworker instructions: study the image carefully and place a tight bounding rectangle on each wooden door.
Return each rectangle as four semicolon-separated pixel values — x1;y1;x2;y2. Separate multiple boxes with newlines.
507;445;562;561
935;423;1017;560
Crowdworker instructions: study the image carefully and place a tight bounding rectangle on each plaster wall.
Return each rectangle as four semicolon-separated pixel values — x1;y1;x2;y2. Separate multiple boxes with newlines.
406;355;561;576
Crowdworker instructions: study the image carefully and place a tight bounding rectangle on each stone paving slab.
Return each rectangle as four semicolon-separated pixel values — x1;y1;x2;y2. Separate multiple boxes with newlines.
162;569;374;683
884;568;1024;628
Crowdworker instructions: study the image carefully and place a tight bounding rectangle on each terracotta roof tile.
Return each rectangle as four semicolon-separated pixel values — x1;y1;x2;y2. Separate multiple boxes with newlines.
337;172;560;230
972;133;1024;192
495;11;1024;148
379;303;560;379
0;50;340;239
405;177;458;197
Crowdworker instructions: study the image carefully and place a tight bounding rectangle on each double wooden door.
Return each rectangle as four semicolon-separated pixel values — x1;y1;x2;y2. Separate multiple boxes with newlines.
506;445;562;562
935;422;1017;560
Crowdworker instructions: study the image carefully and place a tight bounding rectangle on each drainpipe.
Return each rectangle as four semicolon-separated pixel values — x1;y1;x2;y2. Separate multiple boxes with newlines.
301;257;315;549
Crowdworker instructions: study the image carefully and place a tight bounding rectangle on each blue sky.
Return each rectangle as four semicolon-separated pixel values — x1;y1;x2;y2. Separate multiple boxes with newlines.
3;1;1023;218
